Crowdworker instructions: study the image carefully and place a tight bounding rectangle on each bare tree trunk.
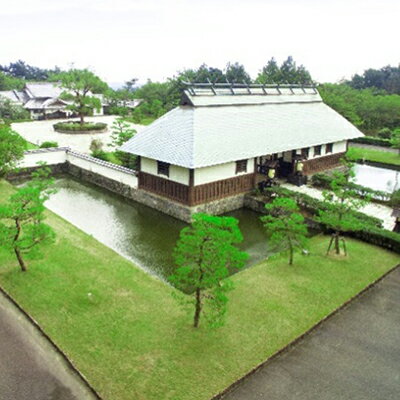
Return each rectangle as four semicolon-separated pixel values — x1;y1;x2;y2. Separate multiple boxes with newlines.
334;232;340;255
326;235;334;255
14;248;27;272
13;218;27;271
79;112;84;125
193;288;202;328
288;238;293;265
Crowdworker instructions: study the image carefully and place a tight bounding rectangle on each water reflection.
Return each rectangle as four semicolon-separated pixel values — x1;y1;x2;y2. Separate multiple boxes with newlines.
354;164;399;193
45;178;270;282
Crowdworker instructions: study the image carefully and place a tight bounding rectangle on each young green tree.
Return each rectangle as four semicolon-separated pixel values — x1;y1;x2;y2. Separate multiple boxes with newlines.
0;124;26;176
53;69;108;125
261;197;308;265
110;117;136;147
317;160;370;255
0;166;56;271
169;213;247;328
110;118;137;168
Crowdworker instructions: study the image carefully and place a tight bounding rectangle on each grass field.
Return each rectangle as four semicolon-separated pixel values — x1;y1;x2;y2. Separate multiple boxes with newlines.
0;179;398;400
348;147;400;166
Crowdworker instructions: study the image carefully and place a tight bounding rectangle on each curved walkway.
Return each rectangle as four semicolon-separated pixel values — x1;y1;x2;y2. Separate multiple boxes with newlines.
0;290;98;400
222;267;400;400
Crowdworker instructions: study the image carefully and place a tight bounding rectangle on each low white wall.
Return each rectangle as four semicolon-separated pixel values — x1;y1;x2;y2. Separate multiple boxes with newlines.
20;148;138;189
194;158;255;186
141;157;190;185
67;152;138;188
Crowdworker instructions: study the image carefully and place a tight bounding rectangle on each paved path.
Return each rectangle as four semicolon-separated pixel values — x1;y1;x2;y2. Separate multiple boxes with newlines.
12;115;144;153
223;267;400;400
0;290;97;400
282;183;396;230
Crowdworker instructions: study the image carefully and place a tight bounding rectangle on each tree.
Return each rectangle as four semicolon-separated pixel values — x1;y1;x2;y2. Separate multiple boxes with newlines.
256;56;312;85
261;197;308;265
169;214;247;328
0;71;25;91
0;125;26;176
225;62;251;84
0;166;56;271
110;118;137;167
390;128;400;155
0;98;30;121
317;159;370;255
111;118;136;147
52;69;108;125
0;60;60;81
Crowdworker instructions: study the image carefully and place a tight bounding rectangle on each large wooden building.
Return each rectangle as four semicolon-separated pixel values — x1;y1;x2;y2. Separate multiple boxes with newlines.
121;83;362;218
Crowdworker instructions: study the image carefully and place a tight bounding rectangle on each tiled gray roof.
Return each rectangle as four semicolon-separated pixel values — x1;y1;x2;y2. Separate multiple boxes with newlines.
25;82;63;99
121;97;362;169
0;90;21;103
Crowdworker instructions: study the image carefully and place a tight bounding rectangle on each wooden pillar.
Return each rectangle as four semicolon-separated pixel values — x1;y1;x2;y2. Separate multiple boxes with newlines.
188;169;195;206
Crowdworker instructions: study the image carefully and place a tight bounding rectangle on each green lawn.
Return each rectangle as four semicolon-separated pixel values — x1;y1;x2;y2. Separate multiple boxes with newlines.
0;179;398;400
348;147;400;166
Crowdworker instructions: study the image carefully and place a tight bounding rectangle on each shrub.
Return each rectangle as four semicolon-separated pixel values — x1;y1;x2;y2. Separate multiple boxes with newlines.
0;98;30;122
39;141;58;148
377;128;392;139
53;121;107;132
350;136;391;147
91;150;108;161
390;189;400;208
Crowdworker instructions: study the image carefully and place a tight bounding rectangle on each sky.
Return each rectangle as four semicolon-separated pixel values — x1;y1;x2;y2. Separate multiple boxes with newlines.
0;0;399;85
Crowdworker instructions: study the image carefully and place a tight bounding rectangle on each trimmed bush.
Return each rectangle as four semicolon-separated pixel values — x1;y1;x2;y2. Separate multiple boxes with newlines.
263;186;383;228
311;173;391;203
377;128;392;139
350;136;392;147
53;121;107;132
39;141;59;148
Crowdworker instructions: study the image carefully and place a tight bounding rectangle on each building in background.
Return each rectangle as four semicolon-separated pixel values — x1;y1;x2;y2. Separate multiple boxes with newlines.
0;82;104;120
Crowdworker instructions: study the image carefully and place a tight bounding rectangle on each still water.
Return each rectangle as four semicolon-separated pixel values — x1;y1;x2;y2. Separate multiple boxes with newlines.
354;164;399;193
45;178;270;282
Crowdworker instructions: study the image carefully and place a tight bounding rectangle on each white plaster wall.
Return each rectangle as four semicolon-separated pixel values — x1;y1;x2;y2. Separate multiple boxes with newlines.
18;150;67;168
308;140;347;159
194;158;254;186
141;157;190;185
67;153;138;188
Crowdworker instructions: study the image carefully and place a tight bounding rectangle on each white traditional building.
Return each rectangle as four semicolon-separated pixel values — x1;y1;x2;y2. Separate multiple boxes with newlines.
121;83;363;219
0;82;104;120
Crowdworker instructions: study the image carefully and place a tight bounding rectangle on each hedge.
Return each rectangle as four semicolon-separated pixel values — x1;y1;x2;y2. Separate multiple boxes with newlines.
256;187;400;253
311;173;391;203
263;186;383;228
350;136;392;147
53;122;107;132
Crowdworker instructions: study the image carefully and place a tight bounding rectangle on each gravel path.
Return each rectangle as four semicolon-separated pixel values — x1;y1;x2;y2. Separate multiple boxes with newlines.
12;115;144;153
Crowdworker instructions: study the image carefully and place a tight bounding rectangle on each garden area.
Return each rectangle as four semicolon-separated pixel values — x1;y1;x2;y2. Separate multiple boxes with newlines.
0;178;398;400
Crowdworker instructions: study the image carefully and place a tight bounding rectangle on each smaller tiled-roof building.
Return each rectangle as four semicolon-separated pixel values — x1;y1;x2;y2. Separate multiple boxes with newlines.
121;83;363;221
0;82;104;120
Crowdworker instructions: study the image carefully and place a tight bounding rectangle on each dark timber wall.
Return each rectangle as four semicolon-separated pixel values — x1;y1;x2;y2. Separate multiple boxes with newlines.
303;152;346;175
139;171;255;206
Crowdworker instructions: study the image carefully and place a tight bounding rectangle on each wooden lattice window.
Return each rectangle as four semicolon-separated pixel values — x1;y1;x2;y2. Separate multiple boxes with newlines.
325;143;333;154
157;161;170;177
236;159;248;174
313;145;322;157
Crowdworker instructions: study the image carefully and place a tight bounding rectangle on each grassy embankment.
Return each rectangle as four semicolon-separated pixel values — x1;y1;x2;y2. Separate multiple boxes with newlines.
0;179;398;400
348;147;400;167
